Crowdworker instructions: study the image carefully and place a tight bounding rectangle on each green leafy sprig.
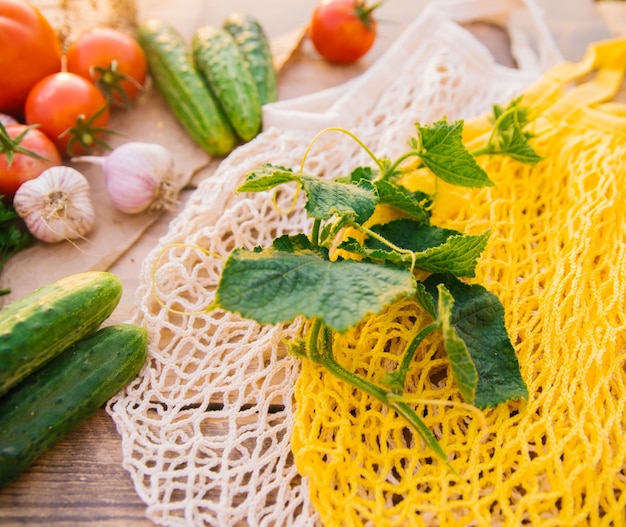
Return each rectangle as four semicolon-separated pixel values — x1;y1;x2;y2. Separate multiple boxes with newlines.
0;199;33;294
209;98;541;467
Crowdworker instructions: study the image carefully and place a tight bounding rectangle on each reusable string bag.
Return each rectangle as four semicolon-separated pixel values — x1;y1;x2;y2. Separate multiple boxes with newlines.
291;37;626;527
107;2;563;525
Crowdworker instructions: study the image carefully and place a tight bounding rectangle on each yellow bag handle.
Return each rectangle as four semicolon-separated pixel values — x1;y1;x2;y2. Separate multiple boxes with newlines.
463;37;626;143
536;39;626;118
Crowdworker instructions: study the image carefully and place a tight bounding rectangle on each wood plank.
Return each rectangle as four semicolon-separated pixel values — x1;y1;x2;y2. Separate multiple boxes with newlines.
0;410;154;527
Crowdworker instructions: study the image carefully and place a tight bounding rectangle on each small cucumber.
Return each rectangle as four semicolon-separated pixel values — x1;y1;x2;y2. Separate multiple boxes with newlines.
192;26;262;142
222;13;278;105
0;271;123;397
137;19;237;156
0;324;148;488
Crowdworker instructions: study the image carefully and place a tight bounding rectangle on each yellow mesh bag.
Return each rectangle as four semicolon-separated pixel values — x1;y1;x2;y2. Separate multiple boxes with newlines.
106;3;618;525
292;39;626;526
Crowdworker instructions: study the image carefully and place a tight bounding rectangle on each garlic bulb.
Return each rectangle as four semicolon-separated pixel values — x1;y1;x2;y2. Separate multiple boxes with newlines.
73;142;178;215
13;166;95;243
0;113;18;126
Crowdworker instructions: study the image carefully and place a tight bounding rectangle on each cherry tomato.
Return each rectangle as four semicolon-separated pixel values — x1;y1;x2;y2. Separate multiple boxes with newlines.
24;72;110;156
309;0;378;64
0;0;62;118
66;27;148;108
0;123;62;200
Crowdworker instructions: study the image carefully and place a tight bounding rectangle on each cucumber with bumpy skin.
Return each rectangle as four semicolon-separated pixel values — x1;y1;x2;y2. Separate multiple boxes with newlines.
192;26;262;142
0;271;123;397
137;19;237;156
0;323;148;488
222;13;278;105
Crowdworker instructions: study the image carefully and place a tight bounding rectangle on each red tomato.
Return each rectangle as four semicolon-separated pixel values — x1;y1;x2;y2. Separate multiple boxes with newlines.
0;0;62;118
66;27;148;107
24;72;110;156
309;0;378;64
0;124;62;200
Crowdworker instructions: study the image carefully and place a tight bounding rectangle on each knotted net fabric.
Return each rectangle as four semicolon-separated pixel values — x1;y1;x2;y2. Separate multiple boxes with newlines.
292;40;626;526
106;3;572;526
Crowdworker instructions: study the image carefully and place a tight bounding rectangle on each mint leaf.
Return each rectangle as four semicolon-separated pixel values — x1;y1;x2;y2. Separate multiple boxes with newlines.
479;97;544;165
339;237;411;265
369;219;458;251
214;243;416;333
437;284;478;404
415;281;436;319
363;219;490;277
492;122;543;165
238;164;378;224
303;175;377;224
417;120;494;188
422;273;528;408
271;233;324;255
347;166;377;183
374;180;431;223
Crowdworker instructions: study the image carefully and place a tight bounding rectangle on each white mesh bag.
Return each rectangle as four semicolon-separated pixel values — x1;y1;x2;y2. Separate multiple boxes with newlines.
107;1;562;525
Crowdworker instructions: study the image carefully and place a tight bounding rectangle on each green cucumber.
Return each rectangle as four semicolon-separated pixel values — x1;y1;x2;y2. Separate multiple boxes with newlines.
192;26;262;142
137;19;237;156
0;271;123;397
0;324;148;488
222;13;278;105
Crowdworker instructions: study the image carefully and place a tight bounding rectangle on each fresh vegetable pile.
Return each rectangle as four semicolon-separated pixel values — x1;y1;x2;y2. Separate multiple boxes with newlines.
0;0;161;258
0;0;277;286
0;271;148;488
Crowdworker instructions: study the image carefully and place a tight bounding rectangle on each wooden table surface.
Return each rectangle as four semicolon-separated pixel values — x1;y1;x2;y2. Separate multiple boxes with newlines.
0;1;624;526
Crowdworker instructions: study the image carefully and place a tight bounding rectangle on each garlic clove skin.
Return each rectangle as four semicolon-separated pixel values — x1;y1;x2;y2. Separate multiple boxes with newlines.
13;166;95;244
102;142;176;215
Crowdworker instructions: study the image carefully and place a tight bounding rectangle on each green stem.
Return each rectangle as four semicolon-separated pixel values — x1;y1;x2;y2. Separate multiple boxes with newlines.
307;318;324;362
470;145;493;158
474;103;521;157
311;219;322;247
306;320;453;471
384;150;422;178
0;122;49;166
390;321;440;393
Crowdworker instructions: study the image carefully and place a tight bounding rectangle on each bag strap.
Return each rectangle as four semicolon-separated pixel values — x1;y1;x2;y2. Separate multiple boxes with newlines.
462;37;626;149
434;0;563;73
521;38;626;120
